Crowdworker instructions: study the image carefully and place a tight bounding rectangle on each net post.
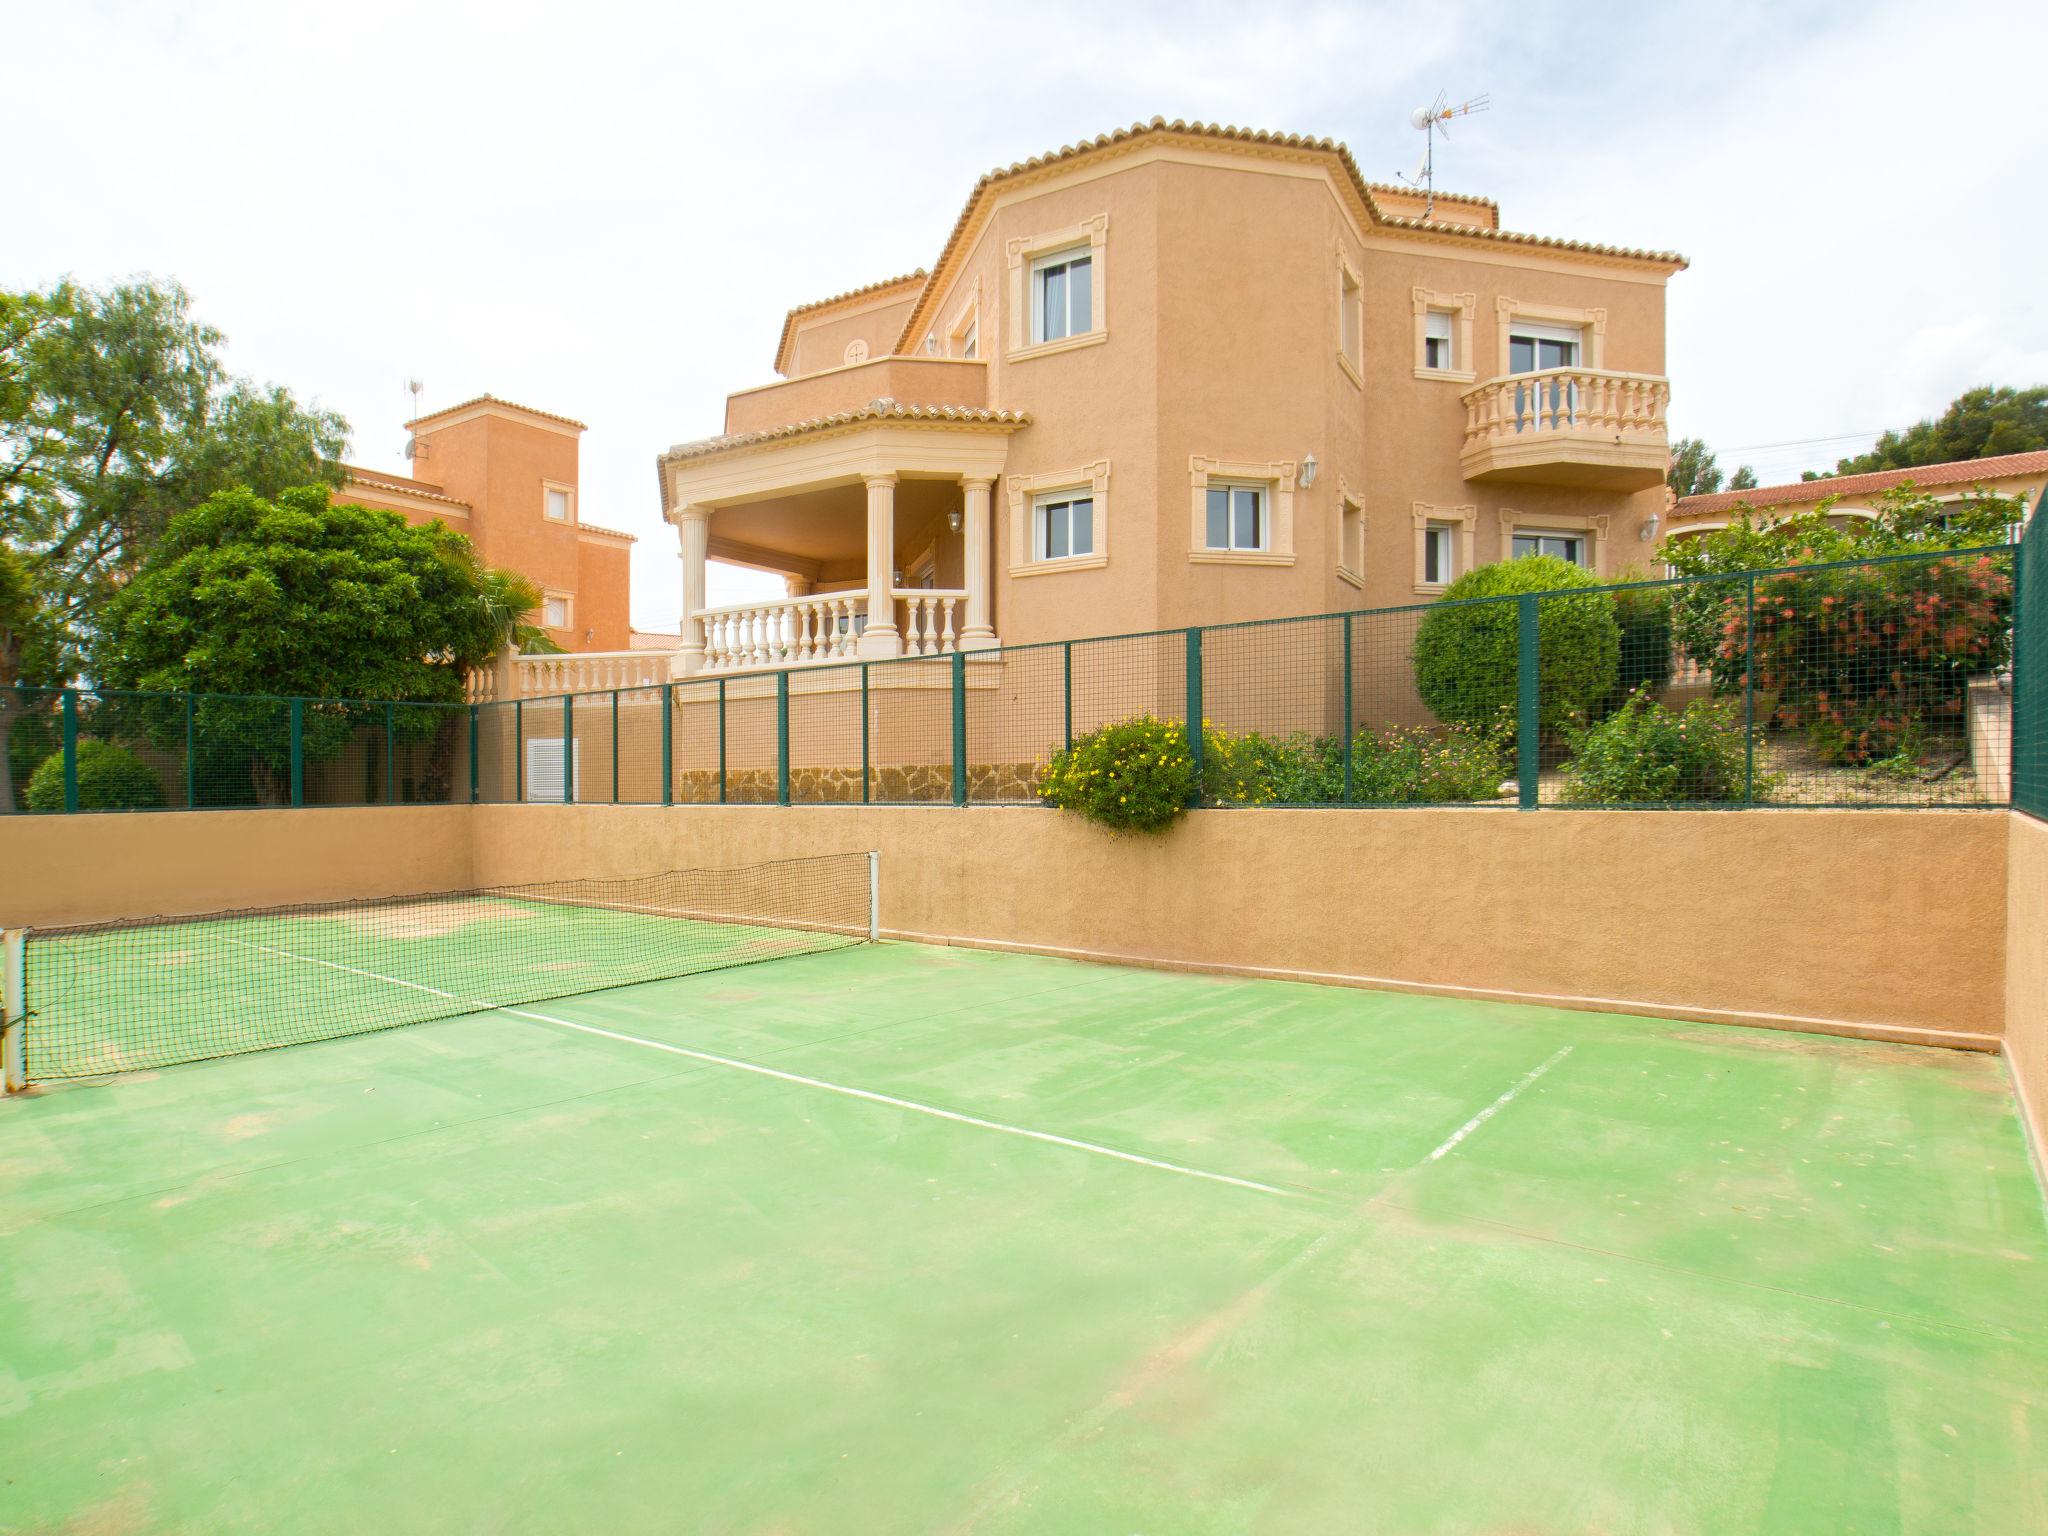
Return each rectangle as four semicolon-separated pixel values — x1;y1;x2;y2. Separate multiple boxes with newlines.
1341;612;1355;803
860;662;871;804
1062;640;1073;751
717;678;727;803
660;683;673;807
611;689;620;804
385;701;396;804
1743;573;1757;806
183;691;197;809
950;650;967;806
1516;595;1539;810
289;697;304;808
2;927;25;1092
468;705;480;804
867;851;880;942
1184;628;1204;808
60;689;78;814
563;694;575;805
775;670;790;806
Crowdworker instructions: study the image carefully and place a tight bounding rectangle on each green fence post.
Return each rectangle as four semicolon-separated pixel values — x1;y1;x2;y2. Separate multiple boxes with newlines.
1341;612;1355;804
611;689;620;804
717;679;727;804
1063;641;1073;752
60;689;78;814
951;649;968;806
1515;597;1539;809
468;706;479;804
562;695;575;805
515;700;524;803
384;701;396;805
1185;628;1204;807
289;697;304;808
184;692;197;809
660;683;673;807
1743;573;1757;806
860;663;871;804
775;669;790;806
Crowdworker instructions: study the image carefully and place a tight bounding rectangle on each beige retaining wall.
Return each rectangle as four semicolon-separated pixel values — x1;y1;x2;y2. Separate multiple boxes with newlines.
469;805;2007;1050
2005;812;2048;1169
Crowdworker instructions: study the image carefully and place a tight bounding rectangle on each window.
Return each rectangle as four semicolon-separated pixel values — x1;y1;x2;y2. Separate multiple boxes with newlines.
1423;310;1455;371
544;487;572;522
1513;531;1587;566
959;318;977;360
1034;492;1096;561
1507;321;1581;374
1338;260;1363;377
543;594;570;628
1338;494;1365;587
1205;483;1266;552
1031;248;1092;344
1423;523;1457;586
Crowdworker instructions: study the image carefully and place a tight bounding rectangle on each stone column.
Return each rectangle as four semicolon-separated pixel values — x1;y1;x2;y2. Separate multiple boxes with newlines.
674;507;710;675
959;475;996;648
859;473;900;659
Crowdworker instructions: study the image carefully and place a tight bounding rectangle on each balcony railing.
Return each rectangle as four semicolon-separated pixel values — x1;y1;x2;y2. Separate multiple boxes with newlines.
699;590;971;672
1460;367;1670;491
467;650;673;703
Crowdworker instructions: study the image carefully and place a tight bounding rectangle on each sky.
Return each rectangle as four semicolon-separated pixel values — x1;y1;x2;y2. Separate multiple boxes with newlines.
9;0;2047;632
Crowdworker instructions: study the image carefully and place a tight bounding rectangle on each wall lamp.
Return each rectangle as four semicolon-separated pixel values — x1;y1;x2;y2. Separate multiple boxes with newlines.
1300;453;1319;489
1639;511;1660;542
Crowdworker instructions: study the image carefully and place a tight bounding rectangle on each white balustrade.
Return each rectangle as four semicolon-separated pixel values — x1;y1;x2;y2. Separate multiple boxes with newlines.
700;592;866;671
1462;368;1670;449
894;589;966;656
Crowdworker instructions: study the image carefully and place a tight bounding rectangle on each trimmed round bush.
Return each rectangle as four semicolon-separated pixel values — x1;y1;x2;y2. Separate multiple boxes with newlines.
1037;715;1194;832
25;740;167;813
1412;555;1621;734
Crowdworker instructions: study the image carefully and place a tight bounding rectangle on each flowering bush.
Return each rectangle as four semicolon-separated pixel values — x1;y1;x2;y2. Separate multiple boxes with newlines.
1037;714;1195;832
1560;689;1759;804
1351;721;1509;803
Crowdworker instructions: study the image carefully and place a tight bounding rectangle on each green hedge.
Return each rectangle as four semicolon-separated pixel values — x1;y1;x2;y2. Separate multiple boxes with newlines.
1412;556;1621;734
25;739;168;813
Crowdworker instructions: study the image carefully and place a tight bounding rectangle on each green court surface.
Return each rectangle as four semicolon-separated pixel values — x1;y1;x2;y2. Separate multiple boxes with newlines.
3;941;2044;1534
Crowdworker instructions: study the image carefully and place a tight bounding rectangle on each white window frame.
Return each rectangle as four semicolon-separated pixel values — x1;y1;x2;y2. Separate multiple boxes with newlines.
542;591;573;629
1005;215;1108;361
1506;320;1584;375
1511;529;1589;567
1423;310;1455;371
1496;508;1608;575
1494;298;1606;374
1187;457;1296;566
1032;490;1098;563
1412;503;1477;594
1030;246;1092;345
1204;481;1269;553
1007;462;1111;576
542;482;575;523
1412;289;1477;383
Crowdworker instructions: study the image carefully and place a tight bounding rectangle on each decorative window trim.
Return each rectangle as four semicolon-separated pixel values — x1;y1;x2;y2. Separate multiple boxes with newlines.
541;589;574;628
1188;456;1296;566
1006;215;1108;362
947;285;981;360
1412;503;1477;594
1336;479;1366;590
1496;297;1606;372
1007;461;1111;576
1336;249;1365;389
541;480;577;524
1497;507;1611;574
1411;287;1477;383
842;339;870;366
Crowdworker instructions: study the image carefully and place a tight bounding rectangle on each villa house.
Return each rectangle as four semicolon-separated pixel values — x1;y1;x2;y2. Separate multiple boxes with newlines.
342;394;637;653
653;117;1687;676
1663;449;2048;543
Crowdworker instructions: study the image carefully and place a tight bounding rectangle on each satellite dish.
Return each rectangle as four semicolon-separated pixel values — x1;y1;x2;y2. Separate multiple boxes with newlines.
1409;106;1434;131
403;436;417;461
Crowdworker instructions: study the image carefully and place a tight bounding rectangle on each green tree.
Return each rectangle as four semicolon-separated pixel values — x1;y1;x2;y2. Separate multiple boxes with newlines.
92;486;544;803
1808;384;2048;479
0;539;65;809
1668;435;1759;498
0;278;348;647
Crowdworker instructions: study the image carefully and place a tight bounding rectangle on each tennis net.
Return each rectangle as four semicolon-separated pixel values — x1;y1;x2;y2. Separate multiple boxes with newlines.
6;851;877;1083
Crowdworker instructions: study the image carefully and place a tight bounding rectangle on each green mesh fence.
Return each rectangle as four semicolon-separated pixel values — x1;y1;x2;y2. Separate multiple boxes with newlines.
4;545;2030;819
17;852;875;1081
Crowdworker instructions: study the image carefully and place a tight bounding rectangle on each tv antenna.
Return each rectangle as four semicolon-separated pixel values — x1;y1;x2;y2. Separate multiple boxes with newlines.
1399;91;1489;218
404;378;423;462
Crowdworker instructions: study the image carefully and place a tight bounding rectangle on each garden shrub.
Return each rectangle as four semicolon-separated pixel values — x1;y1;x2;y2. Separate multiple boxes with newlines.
1037;714;1194;832
1412;556;1620;735
1560;689;1758;804
1351;721;1509;803
1600;576;1675;716
25;739;167;812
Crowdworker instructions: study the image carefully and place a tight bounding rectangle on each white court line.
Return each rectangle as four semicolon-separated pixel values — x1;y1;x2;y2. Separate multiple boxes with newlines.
218;937;1298;1200
1425;1044;1574;1162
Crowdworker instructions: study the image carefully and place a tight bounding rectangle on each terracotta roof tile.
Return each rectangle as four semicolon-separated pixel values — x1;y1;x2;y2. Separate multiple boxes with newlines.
1675;450;2048;517
407;393;587;431
340;466;471;510
575;520;638;542
893;117;1687;354
660;399;1029;470
773;271;929;375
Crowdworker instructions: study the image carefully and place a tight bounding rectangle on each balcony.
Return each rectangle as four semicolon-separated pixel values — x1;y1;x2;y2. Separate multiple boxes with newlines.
1459;368;1670;491
725;357;988;436
701;589;970;673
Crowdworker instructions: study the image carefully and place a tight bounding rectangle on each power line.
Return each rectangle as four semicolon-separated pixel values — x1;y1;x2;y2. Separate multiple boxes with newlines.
1711;428;1886;455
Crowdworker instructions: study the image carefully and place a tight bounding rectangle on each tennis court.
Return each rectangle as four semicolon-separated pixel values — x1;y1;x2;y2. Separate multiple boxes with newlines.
3;861;2046;1533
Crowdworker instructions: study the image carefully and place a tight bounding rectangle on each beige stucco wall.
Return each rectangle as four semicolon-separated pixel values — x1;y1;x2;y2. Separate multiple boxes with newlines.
2005;812;2048;1168
0;808;473;930
465;804;2005;1049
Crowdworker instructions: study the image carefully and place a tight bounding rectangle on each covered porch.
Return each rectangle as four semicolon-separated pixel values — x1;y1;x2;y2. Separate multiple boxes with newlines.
658;402;1028;675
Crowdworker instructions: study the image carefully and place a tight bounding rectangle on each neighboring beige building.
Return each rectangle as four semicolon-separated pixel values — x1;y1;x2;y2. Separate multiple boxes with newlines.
652;117;1686;673
1664;449;2048;542
342;394;637;653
